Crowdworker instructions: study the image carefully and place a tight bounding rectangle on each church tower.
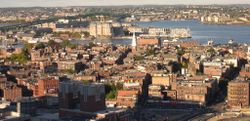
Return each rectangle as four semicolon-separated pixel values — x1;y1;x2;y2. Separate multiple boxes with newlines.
247;46;250;60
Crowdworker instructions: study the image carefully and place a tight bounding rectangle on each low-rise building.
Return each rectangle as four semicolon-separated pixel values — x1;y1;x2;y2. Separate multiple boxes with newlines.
3;84;22;102
148;85;164;100
137;37;161;46
116;90;139;108
171;77;218;105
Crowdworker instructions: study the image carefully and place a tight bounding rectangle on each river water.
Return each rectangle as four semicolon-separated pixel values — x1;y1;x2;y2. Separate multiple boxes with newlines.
0;24;10;27
134;20;250;44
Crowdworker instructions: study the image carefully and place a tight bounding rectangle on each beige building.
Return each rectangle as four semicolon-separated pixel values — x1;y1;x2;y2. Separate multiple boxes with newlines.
36;22;56;31
89;22;113;37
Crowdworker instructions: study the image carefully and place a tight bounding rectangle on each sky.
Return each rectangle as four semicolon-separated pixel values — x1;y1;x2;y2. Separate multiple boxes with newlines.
1;0;250;7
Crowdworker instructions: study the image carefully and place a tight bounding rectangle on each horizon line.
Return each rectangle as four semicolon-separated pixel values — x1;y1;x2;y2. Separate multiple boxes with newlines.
1;4;250;8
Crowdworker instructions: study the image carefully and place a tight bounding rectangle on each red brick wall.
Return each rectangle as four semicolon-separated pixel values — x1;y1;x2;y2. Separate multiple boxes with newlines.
240;71;250;77
3;86;22;101
137;38;160;46
38;79;59;97
204;66;222;76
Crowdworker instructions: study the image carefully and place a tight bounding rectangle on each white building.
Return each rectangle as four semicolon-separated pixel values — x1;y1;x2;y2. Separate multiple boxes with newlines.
208;39;214;46
224;58;239;68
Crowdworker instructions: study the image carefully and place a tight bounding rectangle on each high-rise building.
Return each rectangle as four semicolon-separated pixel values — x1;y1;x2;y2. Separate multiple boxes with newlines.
89;22;98;37
89;22;113;37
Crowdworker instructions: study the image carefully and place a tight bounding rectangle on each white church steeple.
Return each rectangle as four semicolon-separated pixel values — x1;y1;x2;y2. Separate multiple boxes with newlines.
247;46;250;60
131;31;137;47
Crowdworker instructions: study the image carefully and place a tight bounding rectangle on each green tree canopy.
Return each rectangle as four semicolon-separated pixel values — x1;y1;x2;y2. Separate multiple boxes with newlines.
48;40;57;48
8;50;29;64
35;43;46;50
104;83;123;100
82;31;90;38
60;40;76;49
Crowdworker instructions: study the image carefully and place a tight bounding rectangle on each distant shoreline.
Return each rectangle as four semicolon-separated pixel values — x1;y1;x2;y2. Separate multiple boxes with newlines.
200;22;250;26
1;4;250;8
134;19;250;26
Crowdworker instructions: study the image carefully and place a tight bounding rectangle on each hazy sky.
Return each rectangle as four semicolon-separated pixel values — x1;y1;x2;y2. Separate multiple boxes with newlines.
1;0;250;7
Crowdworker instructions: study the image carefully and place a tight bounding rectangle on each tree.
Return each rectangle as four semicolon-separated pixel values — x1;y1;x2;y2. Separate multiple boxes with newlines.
134;56;145;61
146;48;155;56
207;48;216;54
82;31;90;38
104;83;122;100
23;43;33;51
82;80;90;84
60;40;70;48
8;50;29;64
181;61;188;68
88;42;96;48
35;43;45;50
177;49;185;56
48;40;57;48
60;40;77;49
106;91;116;99
116;82;123;90
71;32;81;39
65;69;75;74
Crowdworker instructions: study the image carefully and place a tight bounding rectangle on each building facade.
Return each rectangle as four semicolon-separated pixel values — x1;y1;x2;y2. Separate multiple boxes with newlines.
227;81;250;108
90;22;113;37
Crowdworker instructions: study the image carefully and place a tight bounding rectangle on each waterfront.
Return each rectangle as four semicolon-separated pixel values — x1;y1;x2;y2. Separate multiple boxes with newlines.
134;20;250;44
2;20;250;45
95;20;250;45
0;24;10;27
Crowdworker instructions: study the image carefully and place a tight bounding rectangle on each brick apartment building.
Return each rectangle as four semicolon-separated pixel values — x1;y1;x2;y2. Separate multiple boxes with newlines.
137;37;161;46
37;78;59;97
116;90;140;108
227;80;250;108
0;74;22;102
240;64;250;77
17;78;59;97
57;61;83;72
203;62;224;78
170;78;218;105
3;84;22;102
